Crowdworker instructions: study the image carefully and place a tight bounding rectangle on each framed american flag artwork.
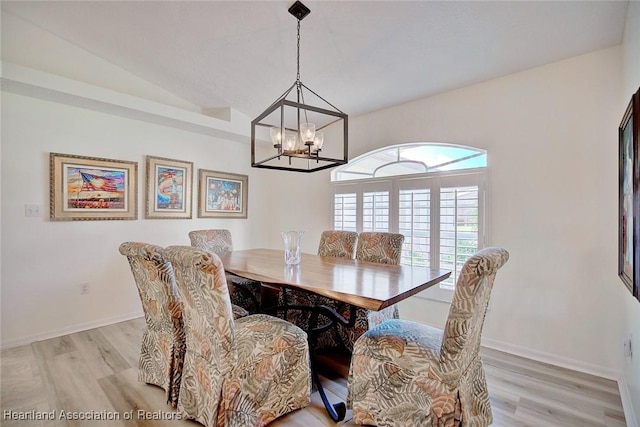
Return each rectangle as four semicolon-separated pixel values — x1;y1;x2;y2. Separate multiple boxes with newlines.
50;152;138;221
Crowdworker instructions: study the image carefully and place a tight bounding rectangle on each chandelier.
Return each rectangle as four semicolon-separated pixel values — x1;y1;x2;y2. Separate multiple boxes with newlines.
251;1;348;173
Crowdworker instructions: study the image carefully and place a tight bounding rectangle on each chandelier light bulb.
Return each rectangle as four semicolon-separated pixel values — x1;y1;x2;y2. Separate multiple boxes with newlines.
270;127;283;147
284;133;297;151
300;122;316;144
313;131;324;151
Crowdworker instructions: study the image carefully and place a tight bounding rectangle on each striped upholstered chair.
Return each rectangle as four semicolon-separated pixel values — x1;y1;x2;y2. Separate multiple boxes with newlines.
347;247;509;427
164;245;311;427
189;229;261;313
119;242;186;407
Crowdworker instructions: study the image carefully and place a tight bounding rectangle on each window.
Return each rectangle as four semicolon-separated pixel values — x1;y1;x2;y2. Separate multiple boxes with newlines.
332;143;488;301
332;143;487;181
363;191;389;232
333;193;357;232
399;188;431;267
439;184;480;288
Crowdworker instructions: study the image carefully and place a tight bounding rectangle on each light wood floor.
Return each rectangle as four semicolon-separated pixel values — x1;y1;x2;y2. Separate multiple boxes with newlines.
1;317;627;427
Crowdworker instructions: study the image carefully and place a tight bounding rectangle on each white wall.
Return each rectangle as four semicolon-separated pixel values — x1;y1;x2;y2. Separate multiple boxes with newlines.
263;42;640;421
621;1;640;424
268;40;640;420
0;91;271;346
256;169;335;253
0;12;276;347
349;45;626;371
263;44;635;378
0;83;331;347
344;41;640;422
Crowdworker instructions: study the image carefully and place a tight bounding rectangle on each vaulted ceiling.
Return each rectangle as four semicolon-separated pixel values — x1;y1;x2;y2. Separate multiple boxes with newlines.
1;1;630;119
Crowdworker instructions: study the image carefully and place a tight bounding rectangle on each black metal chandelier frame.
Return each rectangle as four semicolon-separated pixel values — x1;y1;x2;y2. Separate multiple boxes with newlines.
250;1;348;173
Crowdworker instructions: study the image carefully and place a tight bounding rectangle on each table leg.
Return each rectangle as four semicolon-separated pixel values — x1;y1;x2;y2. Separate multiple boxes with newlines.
260;283;281;311
311;357;346;422
306;304;353;423
262;288;354;422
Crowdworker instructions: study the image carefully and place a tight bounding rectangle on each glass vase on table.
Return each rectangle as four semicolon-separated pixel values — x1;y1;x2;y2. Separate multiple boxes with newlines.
281;231;304;265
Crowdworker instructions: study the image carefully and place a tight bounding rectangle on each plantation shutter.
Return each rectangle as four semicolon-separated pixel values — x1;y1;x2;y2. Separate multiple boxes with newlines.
398;188;431;267
362;191;390;232
439;185;480;288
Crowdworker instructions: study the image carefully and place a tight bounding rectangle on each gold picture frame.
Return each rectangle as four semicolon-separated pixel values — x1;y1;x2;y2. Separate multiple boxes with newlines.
50;152;137;221
198;169;248;218
145;155;193;219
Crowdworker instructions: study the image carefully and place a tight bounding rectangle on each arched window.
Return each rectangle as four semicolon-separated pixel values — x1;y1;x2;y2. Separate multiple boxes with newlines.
332;143;486;182
332;143;488;301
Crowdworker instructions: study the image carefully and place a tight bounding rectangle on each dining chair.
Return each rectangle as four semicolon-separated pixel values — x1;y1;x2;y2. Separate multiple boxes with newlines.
336;231;405;352
119;242;249;405
188;229;261;313
163;245;311;427
118;242;185;407
278;230;358;349
347;247;510;427
317;230;358;258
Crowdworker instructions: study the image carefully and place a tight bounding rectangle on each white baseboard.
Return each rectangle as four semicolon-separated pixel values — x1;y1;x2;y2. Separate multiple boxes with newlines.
482;337;639;427
0;311;144;350
618;377;639;427
481;336;621;380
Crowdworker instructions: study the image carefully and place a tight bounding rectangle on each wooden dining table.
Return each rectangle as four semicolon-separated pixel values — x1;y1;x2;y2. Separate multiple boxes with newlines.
218;248;451;311
217;248;451;422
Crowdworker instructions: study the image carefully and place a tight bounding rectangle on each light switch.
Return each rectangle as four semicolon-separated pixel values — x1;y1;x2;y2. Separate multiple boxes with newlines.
25;204;42;217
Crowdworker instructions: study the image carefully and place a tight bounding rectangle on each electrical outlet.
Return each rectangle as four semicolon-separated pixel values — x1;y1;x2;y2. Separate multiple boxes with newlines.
623;334;632;358
25;204;42;217
79;283;90;295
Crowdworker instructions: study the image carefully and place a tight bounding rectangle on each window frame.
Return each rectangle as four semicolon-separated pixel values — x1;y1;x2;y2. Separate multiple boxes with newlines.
331;142;487;182
333;167;489;303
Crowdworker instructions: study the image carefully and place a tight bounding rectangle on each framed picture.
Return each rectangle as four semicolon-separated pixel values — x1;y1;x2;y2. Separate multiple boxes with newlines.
198;169;248;218
619;87;640;301
50;152;137;221
145;156;193;219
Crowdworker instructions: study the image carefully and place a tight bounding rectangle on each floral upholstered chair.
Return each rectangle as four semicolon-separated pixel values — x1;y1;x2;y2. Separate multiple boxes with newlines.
347;247;510;427
189;229;261;313
163;245;311;427
337;232;405;351
317;230;358;258
119;242;185;407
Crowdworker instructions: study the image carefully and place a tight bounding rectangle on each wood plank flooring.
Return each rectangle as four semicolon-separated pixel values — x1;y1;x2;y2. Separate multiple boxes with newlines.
1;318;627;426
